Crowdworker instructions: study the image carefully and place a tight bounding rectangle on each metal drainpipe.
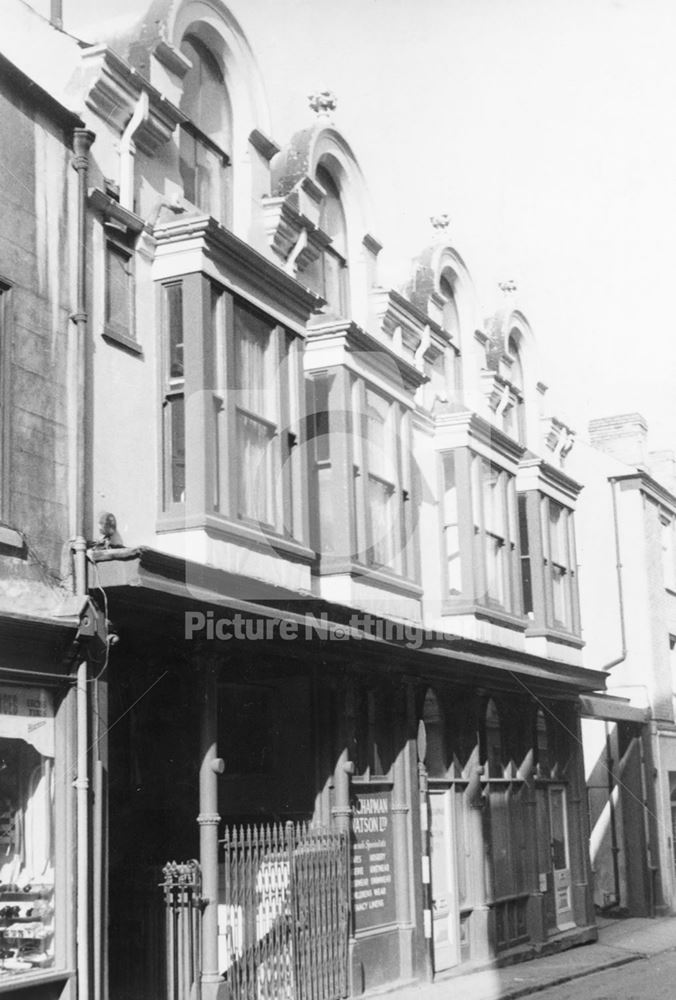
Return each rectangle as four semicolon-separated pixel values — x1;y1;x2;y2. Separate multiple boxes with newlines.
71;127;95;1000
198;659;224;1000
601;478;628;673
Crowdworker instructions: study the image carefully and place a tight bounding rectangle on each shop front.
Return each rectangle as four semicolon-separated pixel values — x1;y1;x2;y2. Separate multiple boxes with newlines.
0;614;80;1000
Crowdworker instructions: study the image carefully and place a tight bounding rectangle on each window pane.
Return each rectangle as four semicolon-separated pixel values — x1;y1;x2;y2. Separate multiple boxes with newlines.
368;475;395;567
442;453;461;595
518;495;533;615
234;306;275;419
170;395;185;504
237;412;275;526
311;375;330;464
165;284;184;378
486;533;505;604
365;389;395;481
106;243;131;331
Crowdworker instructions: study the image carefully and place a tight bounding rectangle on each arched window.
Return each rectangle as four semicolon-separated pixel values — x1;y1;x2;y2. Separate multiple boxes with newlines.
485;699;503;777
439;274;459;338
505;332;526;443
422;689;446;778
306;164;348;316
178;35;232;221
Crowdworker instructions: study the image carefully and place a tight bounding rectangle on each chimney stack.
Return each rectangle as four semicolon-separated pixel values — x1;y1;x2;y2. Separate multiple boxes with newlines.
588;413;649;470
50;0;62;29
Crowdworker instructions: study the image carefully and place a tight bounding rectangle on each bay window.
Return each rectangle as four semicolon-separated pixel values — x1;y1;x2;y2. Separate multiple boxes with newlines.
160;275;304;542
440;447;522;621
517;492;580;637
353;382;412;576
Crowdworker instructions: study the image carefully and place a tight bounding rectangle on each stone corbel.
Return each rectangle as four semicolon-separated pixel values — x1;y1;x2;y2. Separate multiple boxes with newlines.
542;415;576;463
480;369;507;413
81;45;184;156
262;175;330;273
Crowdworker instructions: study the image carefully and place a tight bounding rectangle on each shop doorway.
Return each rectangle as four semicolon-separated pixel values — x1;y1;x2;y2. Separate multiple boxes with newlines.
548;785;574;929
429;788;460;972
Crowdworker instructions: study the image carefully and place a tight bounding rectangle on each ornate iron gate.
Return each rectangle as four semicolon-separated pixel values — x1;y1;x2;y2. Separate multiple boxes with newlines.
221;822;350;1000
161;859;203;1000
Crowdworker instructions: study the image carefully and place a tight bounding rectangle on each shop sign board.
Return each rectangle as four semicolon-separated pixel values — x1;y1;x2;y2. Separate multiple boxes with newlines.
351;789;395;930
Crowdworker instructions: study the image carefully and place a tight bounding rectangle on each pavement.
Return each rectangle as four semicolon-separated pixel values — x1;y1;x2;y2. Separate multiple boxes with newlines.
383;914;676;1000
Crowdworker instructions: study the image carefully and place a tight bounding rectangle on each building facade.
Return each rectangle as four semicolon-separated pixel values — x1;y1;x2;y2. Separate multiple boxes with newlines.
0;2;613;999
572;414;676;918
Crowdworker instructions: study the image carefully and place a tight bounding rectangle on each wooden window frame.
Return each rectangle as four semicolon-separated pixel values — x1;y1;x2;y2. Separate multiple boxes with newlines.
102;230;139;355
439;448;522;621
159;276;305;545
518;490;581;640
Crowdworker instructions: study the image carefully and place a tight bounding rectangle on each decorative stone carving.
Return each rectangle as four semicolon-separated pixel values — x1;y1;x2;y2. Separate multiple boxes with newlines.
308;90;337;118
430;213;450;233
542;416;576;464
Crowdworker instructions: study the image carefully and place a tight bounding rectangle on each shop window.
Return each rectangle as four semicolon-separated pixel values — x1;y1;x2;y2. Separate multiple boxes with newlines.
179;35;231;223
0;687;55;977
103;233;136;349
305;164;348;316
161;282;186;508
535;708;550;777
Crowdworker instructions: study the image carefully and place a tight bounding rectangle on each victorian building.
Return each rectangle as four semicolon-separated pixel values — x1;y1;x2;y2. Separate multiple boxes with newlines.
0;3;611;1000
571;414;676;919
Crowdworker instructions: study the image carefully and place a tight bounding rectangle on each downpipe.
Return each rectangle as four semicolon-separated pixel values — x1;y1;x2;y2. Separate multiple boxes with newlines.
71;127;95;1000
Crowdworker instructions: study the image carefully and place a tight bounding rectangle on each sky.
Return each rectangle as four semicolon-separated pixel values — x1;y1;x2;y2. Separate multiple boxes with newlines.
52;0;676;452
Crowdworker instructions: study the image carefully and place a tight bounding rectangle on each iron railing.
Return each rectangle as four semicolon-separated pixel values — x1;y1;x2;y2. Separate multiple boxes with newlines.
221;822;349;1000
161;859;203;1000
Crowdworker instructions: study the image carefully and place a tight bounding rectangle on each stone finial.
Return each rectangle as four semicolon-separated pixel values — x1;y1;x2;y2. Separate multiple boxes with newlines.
430;213;450;233
308;91;337;119
499;279;517;295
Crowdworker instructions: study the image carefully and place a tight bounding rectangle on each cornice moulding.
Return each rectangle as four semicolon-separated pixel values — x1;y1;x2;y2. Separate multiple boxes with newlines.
153;213;323;327
517;458;583;505
434;410;526;469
